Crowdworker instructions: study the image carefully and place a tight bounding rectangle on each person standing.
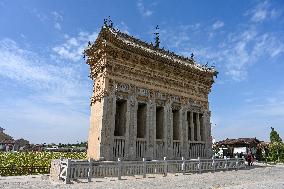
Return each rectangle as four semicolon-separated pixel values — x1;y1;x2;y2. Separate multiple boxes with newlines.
247;152;253;166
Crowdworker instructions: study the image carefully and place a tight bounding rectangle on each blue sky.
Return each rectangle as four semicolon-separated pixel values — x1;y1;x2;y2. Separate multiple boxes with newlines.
0;0;283;144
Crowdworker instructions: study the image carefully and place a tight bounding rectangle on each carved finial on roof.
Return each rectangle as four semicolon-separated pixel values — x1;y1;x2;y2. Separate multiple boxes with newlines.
154;25;160;48
190;53;194;60
103;16;113;28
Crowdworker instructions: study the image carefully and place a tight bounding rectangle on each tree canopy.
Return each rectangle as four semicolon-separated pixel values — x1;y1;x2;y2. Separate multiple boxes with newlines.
270;127;282;143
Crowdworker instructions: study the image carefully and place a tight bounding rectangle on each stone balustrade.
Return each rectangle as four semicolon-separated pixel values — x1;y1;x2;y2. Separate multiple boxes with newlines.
53;157;246;184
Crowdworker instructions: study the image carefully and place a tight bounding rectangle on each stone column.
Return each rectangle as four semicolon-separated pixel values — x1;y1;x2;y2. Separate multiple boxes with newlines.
153;103;157;159
200;114;204;141
165;102;173;159
123;96;132;160
109;95;116;160
128;95;137;160
181;107;188;158
196;113;201;141
203;111;212;158
190;111;194;141
146;100;155;160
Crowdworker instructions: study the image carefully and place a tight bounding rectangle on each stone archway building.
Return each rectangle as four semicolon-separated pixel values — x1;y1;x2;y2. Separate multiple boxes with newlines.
84;24;217;161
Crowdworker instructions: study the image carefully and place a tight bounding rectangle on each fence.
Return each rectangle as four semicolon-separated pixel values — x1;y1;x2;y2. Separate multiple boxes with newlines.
55;156;246;184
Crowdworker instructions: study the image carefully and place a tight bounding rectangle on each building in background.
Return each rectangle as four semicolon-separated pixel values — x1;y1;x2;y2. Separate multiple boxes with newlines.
215;138;262;159
0;127;29;151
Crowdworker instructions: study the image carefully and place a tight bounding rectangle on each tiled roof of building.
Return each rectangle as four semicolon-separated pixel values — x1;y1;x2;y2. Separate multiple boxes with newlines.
216;138;261;146
0;138;14;144
0;131;13;141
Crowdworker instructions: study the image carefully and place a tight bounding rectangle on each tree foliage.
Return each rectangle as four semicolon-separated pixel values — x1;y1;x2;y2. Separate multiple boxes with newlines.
270;127;282;143
269;127;284;162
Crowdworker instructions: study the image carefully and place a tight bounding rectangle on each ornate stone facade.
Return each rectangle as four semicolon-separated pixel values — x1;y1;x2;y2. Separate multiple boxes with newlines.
84;24;217;161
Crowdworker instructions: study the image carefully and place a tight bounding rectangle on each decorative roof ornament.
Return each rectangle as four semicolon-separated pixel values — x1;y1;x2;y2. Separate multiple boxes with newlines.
190;53;194;60
103;16;113;28
154;25;160;48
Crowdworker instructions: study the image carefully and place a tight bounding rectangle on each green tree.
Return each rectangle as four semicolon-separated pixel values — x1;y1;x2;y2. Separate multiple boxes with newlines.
270;127;282;143
269;127;284;162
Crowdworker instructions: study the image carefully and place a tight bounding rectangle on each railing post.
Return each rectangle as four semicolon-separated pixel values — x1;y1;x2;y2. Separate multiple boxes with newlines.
212;156;215;172
235;156;239;171
164;157;167;176
224;156;228;171
118;158;122;180
59;157;63;180
88;158;93;182
143;158;146;178
198;157;201;174
182;157;185;175
65;158;71;184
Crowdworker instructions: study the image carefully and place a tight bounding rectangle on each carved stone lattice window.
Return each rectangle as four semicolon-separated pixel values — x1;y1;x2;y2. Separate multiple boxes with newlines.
116;83;129;92
138;88;149;97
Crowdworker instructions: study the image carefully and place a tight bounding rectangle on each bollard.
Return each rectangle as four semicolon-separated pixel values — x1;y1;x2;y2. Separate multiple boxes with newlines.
164;157;167;176
198;157;201;174
212;156;215;172
59;157;64;180
88;158;93;182
118;158;122;180
65;158;71;184
224;156;228;171
143;158;146;178
182;157;185;175
235;156;239;171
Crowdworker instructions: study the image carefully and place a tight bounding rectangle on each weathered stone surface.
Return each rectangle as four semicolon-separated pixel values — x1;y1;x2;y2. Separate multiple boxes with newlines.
49;159;61;182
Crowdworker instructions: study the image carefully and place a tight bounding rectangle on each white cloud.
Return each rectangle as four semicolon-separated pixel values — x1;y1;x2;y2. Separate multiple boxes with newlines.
0;39;57;86
248;1;282;23
52;11;63;30
0;38;91;143
118;21;130;34
212;21;224;30
252;9;267;22
29;8;48;22
53;31;98;62
0;38;90;103
52;11;63;21
137;0;153;17
54;22;61;30
176;25;284;81
0;99;89;144
212;89;284;141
